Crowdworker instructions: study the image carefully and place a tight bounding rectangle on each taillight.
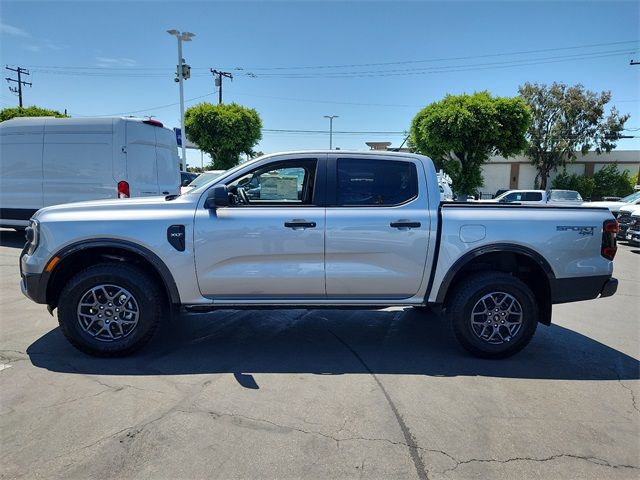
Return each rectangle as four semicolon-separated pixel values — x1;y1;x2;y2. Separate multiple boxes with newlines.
118;180;130;198
601;219;618;260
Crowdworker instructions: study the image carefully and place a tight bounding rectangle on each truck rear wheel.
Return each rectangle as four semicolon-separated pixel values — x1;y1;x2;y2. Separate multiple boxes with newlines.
57;263;163;357
448;271;538;358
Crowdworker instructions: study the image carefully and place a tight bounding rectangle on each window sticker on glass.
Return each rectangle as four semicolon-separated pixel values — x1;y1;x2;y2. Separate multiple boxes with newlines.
260;175;299;200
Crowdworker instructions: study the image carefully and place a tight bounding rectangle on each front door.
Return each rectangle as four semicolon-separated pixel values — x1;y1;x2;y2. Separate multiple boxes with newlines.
325;155;431;299
194;155;326;300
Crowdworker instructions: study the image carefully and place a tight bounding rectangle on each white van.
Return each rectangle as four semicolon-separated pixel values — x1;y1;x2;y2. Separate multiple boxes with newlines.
0;116;180;228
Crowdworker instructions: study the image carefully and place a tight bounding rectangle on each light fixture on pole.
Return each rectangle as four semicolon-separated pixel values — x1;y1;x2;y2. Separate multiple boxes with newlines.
323;115;339;150
167;29;195;167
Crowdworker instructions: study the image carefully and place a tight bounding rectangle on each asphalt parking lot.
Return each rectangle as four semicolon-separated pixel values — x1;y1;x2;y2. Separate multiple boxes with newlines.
0;228;638;480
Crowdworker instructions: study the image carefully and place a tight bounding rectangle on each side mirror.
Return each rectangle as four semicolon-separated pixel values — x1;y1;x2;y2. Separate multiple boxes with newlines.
204;185;229;209
181;179;191;187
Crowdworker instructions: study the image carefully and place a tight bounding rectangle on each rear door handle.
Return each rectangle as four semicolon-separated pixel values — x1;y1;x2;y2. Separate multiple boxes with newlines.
390;220;421;229
162;191;170;195
284;219;317;229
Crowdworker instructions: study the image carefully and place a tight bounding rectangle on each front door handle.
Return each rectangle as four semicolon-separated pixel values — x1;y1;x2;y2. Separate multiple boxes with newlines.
390;220;421;229
284;219;317;229
162;191;170;195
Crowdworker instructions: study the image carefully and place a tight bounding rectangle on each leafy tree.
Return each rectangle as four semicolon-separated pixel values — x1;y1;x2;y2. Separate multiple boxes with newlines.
184;102;262;170
518;82;629;189
410;91;530;195
551;170;595;199
0;105;68;122
592;164;634;199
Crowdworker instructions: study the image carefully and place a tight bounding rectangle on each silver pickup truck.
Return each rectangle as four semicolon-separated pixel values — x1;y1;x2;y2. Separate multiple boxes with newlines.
19;151;619;358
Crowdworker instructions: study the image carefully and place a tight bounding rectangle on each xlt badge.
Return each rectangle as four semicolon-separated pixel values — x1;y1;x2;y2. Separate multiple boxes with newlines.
167;225;186;251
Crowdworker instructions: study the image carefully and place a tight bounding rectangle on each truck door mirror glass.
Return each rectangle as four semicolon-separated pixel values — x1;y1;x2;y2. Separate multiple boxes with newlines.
204;185;229;209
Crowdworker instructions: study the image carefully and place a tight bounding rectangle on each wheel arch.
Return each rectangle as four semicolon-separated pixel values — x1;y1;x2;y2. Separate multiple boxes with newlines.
436;244;554;325
45;239;181;309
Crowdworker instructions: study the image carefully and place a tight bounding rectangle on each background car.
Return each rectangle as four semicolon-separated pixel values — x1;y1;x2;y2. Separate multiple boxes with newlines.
180;170;226;194
478;189;582;205
581;190;640;217
180;171;198;187
616;203;640;240
625;211;640;246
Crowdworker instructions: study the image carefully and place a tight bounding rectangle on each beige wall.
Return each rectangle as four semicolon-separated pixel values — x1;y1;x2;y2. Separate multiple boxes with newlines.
480;150;640;196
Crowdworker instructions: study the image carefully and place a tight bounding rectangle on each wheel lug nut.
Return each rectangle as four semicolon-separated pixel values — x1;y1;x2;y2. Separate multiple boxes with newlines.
98;314;102;318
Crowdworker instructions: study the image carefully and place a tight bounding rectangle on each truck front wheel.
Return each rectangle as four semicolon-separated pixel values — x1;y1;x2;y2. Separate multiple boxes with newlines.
448;272;538;359
57;263;163;357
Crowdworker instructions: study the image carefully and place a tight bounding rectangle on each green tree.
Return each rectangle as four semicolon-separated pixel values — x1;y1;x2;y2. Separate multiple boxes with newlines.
0;105;68;122
184;102;262;170
551;170;595;199
518;82;629;189
592;164;634;199
410;91;530;195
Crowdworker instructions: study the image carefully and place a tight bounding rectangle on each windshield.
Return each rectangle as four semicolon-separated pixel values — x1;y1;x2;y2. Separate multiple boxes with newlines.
494;190;515;201
620;191;640;203
550;190;583;201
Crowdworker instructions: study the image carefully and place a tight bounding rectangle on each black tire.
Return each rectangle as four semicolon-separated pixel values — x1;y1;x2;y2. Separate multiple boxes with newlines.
57;263;164;357
448;271;538;359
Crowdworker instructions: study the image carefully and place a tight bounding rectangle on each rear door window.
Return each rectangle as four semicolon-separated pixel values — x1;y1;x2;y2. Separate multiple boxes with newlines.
336;158;418;206
523;192;543;201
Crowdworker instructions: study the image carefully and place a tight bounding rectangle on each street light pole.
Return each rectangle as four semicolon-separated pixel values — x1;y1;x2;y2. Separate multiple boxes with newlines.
323;115;339;150
167;29;195;168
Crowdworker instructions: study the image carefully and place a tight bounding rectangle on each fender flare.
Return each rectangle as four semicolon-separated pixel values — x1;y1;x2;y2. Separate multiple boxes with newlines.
48;238;181;305
434;243;556;304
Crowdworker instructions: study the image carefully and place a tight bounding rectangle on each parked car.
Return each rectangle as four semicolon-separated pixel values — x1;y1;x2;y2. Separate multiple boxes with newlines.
180;171;198;187
436;170;454;201
625;210;640;246
480;189;582;205
0;116;180;229
582;191;640;217
20;151;618;359
180;170;225;194
615;203;640;240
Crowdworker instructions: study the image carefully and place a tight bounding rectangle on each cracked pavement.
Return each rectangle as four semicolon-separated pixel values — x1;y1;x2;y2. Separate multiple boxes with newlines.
1;229;638;479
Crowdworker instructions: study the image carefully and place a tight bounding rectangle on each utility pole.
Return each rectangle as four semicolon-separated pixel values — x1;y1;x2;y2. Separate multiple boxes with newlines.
5;66;32;107
210;69;233;104
323;115;339;149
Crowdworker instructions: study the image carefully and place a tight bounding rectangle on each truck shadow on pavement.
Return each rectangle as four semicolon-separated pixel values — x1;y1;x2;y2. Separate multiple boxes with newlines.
27;308;639;381
0;229;25;249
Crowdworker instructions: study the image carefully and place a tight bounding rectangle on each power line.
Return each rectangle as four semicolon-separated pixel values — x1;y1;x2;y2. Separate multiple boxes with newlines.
5;65;32;107
249;49;637;78
226;40;639;71
18;44;638;80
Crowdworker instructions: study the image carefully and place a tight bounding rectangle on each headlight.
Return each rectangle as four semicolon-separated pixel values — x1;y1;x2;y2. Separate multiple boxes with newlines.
25;219;39;255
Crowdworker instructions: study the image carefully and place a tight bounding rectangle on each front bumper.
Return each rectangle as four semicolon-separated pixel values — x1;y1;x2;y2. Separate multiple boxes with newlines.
20;247;49;304
20;273;48;304
626;230;640;245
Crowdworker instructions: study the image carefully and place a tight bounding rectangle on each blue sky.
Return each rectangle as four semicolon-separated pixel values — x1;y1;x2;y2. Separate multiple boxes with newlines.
1;0;639;168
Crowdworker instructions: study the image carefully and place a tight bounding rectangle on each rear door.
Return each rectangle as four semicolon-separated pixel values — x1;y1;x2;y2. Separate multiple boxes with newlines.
42;118;115;206
0;120;44;222
125;121;159;196
325;155;431;299
154;127;180;195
